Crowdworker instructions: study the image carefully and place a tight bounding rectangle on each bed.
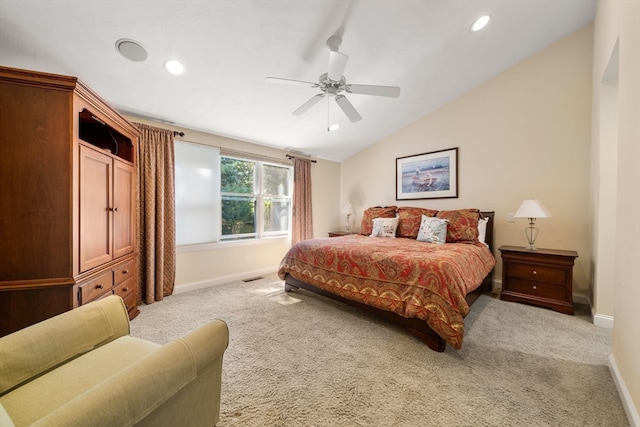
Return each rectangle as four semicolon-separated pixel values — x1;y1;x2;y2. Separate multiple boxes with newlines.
277;207;496;352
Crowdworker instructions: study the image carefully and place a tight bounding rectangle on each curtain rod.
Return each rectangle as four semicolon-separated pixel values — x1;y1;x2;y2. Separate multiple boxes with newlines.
286;154;317;163
173;130;314;164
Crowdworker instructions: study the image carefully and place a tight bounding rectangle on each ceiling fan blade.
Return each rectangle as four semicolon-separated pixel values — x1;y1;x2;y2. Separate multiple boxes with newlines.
292;94;325;116
335;95;362;122
346;84;401;98
328;51;348;81
265;77;318;88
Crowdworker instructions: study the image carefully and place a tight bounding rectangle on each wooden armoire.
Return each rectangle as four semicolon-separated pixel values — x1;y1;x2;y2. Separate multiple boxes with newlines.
0;66;140;337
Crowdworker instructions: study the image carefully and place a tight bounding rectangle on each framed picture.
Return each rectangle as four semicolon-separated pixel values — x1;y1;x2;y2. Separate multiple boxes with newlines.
396;147;458;200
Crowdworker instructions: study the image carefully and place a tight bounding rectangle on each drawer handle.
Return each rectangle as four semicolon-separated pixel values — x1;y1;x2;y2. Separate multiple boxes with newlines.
96;284;104;289
532;270;537;275
532;285;537;290
122;269;129;275
123;287;129;292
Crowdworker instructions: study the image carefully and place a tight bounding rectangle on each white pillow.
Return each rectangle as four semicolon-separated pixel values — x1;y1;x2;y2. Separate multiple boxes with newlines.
417;215;448;244
370;217;399;238
478;217;489;247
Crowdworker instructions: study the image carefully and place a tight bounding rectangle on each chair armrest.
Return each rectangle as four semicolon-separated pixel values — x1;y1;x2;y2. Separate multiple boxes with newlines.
30;320;229;427
0;295;130;396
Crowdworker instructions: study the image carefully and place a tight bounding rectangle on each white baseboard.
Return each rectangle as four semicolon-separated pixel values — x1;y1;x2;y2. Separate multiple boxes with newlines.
593;312;614;329
609;354;640;427
491;279;502;295
173;266;280;294
582;294;615;329
572;292;589;305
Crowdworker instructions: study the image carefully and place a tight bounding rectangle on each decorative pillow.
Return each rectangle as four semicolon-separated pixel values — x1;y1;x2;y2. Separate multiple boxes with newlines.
370;217;399;238
435;209;480;243
396;206;439;239
477;217;489;247
360;206;397;236
417;216;448;243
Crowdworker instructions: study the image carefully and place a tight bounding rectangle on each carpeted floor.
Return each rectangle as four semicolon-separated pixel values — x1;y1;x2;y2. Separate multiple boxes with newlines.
130;274;629;426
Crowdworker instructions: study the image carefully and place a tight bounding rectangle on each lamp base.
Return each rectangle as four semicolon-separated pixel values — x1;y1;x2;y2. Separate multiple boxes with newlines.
524;221;539;251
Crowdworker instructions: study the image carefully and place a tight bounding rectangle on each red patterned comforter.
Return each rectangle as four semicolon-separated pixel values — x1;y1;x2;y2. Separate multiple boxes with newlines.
277;235;496;349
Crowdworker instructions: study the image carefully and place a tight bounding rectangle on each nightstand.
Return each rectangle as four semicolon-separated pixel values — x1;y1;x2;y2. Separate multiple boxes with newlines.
328;230;356;237
499;245;578;315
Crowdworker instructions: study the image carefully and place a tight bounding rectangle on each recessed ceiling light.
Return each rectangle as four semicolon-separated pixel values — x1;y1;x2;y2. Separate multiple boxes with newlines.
115;39;147;62
328;124;340;132
164;59;185;75
471;15;491;32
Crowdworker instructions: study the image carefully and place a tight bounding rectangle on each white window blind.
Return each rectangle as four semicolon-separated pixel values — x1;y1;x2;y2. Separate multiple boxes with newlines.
174;141;220;245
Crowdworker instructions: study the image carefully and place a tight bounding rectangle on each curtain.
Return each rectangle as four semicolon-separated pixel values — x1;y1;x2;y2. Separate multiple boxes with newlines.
291;158;313;244
134;123;176;304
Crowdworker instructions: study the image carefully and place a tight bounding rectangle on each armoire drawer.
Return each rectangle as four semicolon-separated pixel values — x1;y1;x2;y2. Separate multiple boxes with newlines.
114;260;135;285
114;278;135;313
79;271;112;304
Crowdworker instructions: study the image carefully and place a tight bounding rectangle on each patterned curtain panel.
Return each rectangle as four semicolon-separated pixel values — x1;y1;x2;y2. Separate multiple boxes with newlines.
292;158;313;244
134;123;176;304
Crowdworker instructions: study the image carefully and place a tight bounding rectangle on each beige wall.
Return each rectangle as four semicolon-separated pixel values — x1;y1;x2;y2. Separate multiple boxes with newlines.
592;0;640;422
127;116;340;291
341;25;593;295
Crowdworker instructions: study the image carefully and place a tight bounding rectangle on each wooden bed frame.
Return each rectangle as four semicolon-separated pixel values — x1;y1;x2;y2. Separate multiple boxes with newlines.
284;211;495;352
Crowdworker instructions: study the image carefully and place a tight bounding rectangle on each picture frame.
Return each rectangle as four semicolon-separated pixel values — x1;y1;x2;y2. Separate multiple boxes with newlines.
396;147;458;200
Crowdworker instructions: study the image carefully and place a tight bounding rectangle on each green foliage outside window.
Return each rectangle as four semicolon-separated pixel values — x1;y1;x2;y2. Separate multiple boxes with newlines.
221;158;255;235
220;157;291;238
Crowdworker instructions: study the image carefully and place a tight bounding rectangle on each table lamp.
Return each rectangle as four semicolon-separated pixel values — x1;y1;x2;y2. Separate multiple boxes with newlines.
514;199;552;250
342;203;355;232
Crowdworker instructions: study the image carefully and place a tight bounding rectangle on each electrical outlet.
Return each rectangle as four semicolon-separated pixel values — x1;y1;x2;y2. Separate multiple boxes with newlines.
507;213;515;223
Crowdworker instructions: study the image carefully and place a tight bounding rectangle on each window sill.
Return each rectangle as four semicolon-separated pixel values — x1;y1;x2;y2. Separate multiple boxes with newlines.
177;235;290;254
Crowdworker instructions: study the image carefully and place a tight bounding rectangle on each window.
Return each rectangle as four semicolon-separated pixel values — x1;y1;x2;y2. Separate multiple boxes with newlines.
221;156;292;240
174;142;221;245
174;141;292;246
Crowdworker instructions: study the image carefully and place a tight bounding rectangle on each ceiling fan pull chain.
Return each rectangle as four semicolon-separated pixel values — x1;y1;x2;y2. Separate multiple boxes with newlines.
327;95;330;132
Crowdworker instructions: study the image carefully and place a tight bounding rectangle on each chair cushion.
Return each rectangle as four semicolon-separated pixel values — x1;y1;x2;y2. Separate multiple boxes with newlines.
0;336;159;426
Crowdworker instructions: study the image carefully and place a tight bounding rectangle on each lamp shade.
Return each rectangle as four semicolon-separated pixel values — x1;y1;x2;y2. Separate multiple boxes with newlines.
514;199;552;219
342;203;355;215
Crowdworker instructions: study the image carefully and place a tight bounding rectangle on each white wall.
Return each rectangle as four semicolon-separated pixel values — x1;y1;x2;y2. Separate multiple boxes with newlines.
592;0;640;423
127;116;341;291
341;25;593;295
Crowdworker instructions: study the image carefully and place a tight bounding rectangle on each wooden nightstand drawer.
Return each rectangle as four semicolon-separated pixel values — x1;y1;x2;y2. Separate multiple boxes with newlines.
499;245;578;315
507;263;567;285
506;278;566;300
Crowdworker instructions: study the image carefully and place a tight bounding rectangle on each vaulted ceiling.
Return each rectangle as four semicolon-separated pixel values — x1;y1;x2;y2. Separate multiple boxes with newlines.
0;0;596;161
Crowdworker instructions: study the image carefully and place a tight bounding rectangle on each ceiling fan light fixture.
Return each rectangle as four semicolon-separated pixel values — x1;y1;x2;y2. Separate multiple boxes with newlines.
328;123;340;131
164;59;185;75
471;15;491;32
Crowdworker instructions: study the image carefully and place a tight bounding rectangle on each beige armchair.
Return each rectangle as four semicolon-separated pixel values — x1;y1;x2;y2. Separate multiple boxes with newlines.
0;295;228;427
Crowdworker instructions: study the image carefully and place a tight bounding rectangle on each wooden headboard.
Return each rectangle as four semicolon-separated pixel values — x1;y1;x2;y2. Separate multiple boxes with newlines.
480;211;496;291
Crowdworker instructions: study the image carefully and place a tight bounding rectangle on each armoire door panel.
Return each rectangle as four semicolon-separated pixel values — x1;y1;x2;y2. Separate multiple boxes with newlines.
113;160;135;259
79;145;113;272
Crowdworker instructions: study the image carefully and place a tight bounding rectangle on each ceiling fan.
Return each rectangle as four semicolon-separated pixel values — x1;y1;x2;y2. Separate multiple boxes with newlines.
266;36;401;125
